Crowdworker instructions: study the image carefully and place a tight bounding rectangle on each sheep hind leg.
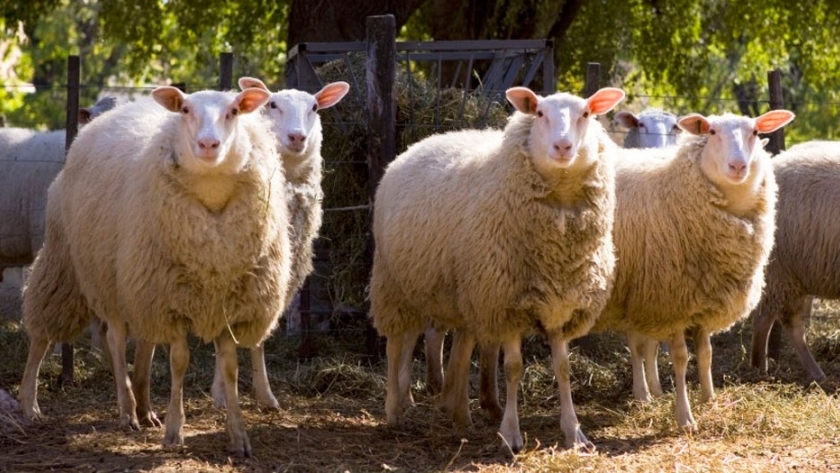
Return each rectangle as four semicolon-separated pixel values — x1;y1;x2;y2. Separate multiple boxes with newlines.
216;331;252;457
479;342;503;421
105;321;139;430
549;333;594;452
498;335;524;454
781;298;826;383
132;340;161;427
211;339;226;408
440;330;476;430
627;331;652;402
19;334;52;419
643;338;663;397
250;344;280;410
694;328;715;403
749;300;776;372
424;327;445;395
385;329;421;427
669;331;697;432
163;334;189;448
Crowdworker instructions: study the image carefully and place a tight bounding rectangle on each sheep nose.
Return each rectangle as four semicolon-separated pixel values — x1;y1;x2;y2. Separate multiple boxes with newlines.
198;138;220;149
728;161;746;174
288;133;306;144
554;139;572;153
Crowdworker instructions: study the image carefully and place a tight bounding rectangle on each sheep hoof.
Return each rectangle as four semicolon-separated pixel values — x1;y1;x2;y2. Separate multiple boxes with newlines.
256;394;280;411
121;414;141;431
163;430;185;447
679;421;698;434
139;411;162;428
229;434;252;458
499;431;524;456
568;431;596;453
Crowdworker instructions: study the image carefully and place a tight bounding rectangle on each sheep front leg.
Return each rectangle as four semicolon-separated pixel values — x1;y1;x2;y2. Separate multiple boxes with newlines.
132;340;161;427
424;327;445;395
548;333;594;451
694;328;715;403
163;334;189;448
215;332;251;457
499;335;524;453
669;331;697;432
19;333;52;419
250;344;280;409
105;321;139;430
479;342;503;421
440;330;476;429
627;331;652;401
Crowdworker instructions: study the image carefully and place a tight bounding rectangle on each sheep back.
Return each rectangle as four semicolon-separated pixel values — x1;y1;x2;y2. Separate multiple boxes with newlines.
595;136;777;339
31;97;290;347
371;113;616;343
764;141;840;314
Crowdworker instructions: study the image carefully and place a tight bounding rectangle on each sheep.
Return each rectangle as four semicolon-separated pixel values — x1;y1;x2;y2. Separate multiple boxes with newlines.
370;86;625;452
614;108;680;149
589;110;795;432
18;86;291;457
750;140;840;383
210;78;350;410
0;96;119;282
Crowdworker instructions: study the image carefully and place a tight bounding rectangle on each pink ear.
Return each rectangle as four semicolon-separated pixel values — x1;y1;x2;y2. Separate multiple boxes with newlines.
678;113;711;135
506;87;540;114
614;111;639;129
152;86;187;112
238;77;270;92
755;110;795;133
586;88;625;115
315;82;350;110
236;88;271;114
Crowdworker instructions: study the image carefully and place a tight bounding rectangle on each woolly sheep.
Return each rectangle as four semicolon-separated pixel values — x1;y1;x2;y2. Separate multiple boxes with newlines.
0;97;118;281
591;110;795;432
614;107;680;149
750;140;840;382
210;78;350;410
18;86;290;457
370;86;625;452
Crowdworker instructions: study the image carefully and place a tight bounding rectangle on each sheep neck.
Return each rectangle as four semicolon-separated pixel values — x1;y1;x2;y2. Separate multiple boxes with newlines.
180;172;240;213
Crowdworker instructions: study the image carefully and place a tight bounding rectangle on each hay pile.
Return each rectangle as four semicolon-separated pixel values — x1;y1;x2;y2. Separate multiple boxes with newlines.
312;52;511;314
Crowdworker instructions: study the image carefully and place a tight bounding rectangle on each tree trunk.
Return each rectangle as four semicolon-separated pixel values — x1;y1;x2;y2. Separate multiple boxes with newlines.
287;0;427;49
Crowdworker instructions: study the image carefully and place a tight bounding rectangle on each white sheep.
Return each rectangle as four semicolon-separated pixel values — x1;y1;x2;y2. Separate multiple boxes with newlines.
370;86;625;452
0;97;118;282
614;107;680;149
210;78;350;410
750;140;840;382
591;110;795;431
18;86;291;457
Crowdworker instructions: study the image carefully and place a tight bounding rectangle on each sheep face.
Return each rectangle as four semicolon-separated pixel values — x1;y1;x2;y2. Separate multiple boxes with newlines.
152;87;270;170
506;87;624;170
237;78;350;159
615;109;680;149
679;110;795;185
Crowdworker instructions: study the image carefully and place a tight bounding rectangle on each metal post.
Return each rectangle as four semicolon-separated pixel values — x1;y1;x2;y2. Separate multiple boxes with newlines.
219;52;234;91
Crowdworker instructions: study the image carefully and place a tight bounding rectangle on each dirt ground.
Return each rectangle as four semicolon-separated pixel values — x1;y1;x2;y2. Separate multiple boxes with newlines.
1;307;839;472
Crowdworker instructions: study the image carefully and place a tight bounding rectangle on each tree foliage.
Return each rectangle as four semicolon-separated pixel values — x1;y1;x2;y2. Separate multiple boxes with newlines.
2;0;840;141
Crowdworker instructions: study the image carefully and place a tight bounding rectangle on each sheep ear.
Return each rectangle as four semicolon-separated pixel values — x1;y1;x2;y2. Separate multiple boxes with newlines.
678;113;711;135
235;88;271;114
614;111;639;129
315;81;350;110
238;77;270;92
152;86;188;112
506;87;540;114
760;138;770;147
586;88;625;115
755;110;795;134
78;107;93;124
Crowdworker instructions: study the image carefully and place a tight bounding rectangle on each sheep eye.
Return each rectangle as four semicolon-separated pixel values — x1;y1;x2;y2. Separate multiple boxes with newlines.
639;123;646;128
311;104;318;112
269;102;277;109
752;129;758;136
536;110;543;118
181;106;189;114
709;129;716;135
231;108;238;116
582;111;590;118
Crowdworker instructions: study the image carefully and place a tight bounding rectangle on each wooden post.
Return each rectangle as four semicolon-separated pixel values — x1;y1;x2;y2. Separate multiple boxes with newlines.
219;52;234;91
364;14;396;360
64;55;81;152
60;55;81;387
584;62;600;98
543;39;556;95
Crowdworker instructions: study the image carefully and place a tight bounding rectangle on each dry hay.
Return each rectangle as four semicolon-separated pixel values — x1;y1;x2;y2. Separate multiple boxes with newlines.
312;52;511;313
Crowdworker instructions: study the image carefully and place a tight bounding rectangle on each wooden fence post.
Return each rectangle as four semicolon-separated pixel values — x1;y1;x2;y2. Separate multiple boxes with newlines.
543;40;556;95
219;52;234;91
364;14;396;360
584;62;600;98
